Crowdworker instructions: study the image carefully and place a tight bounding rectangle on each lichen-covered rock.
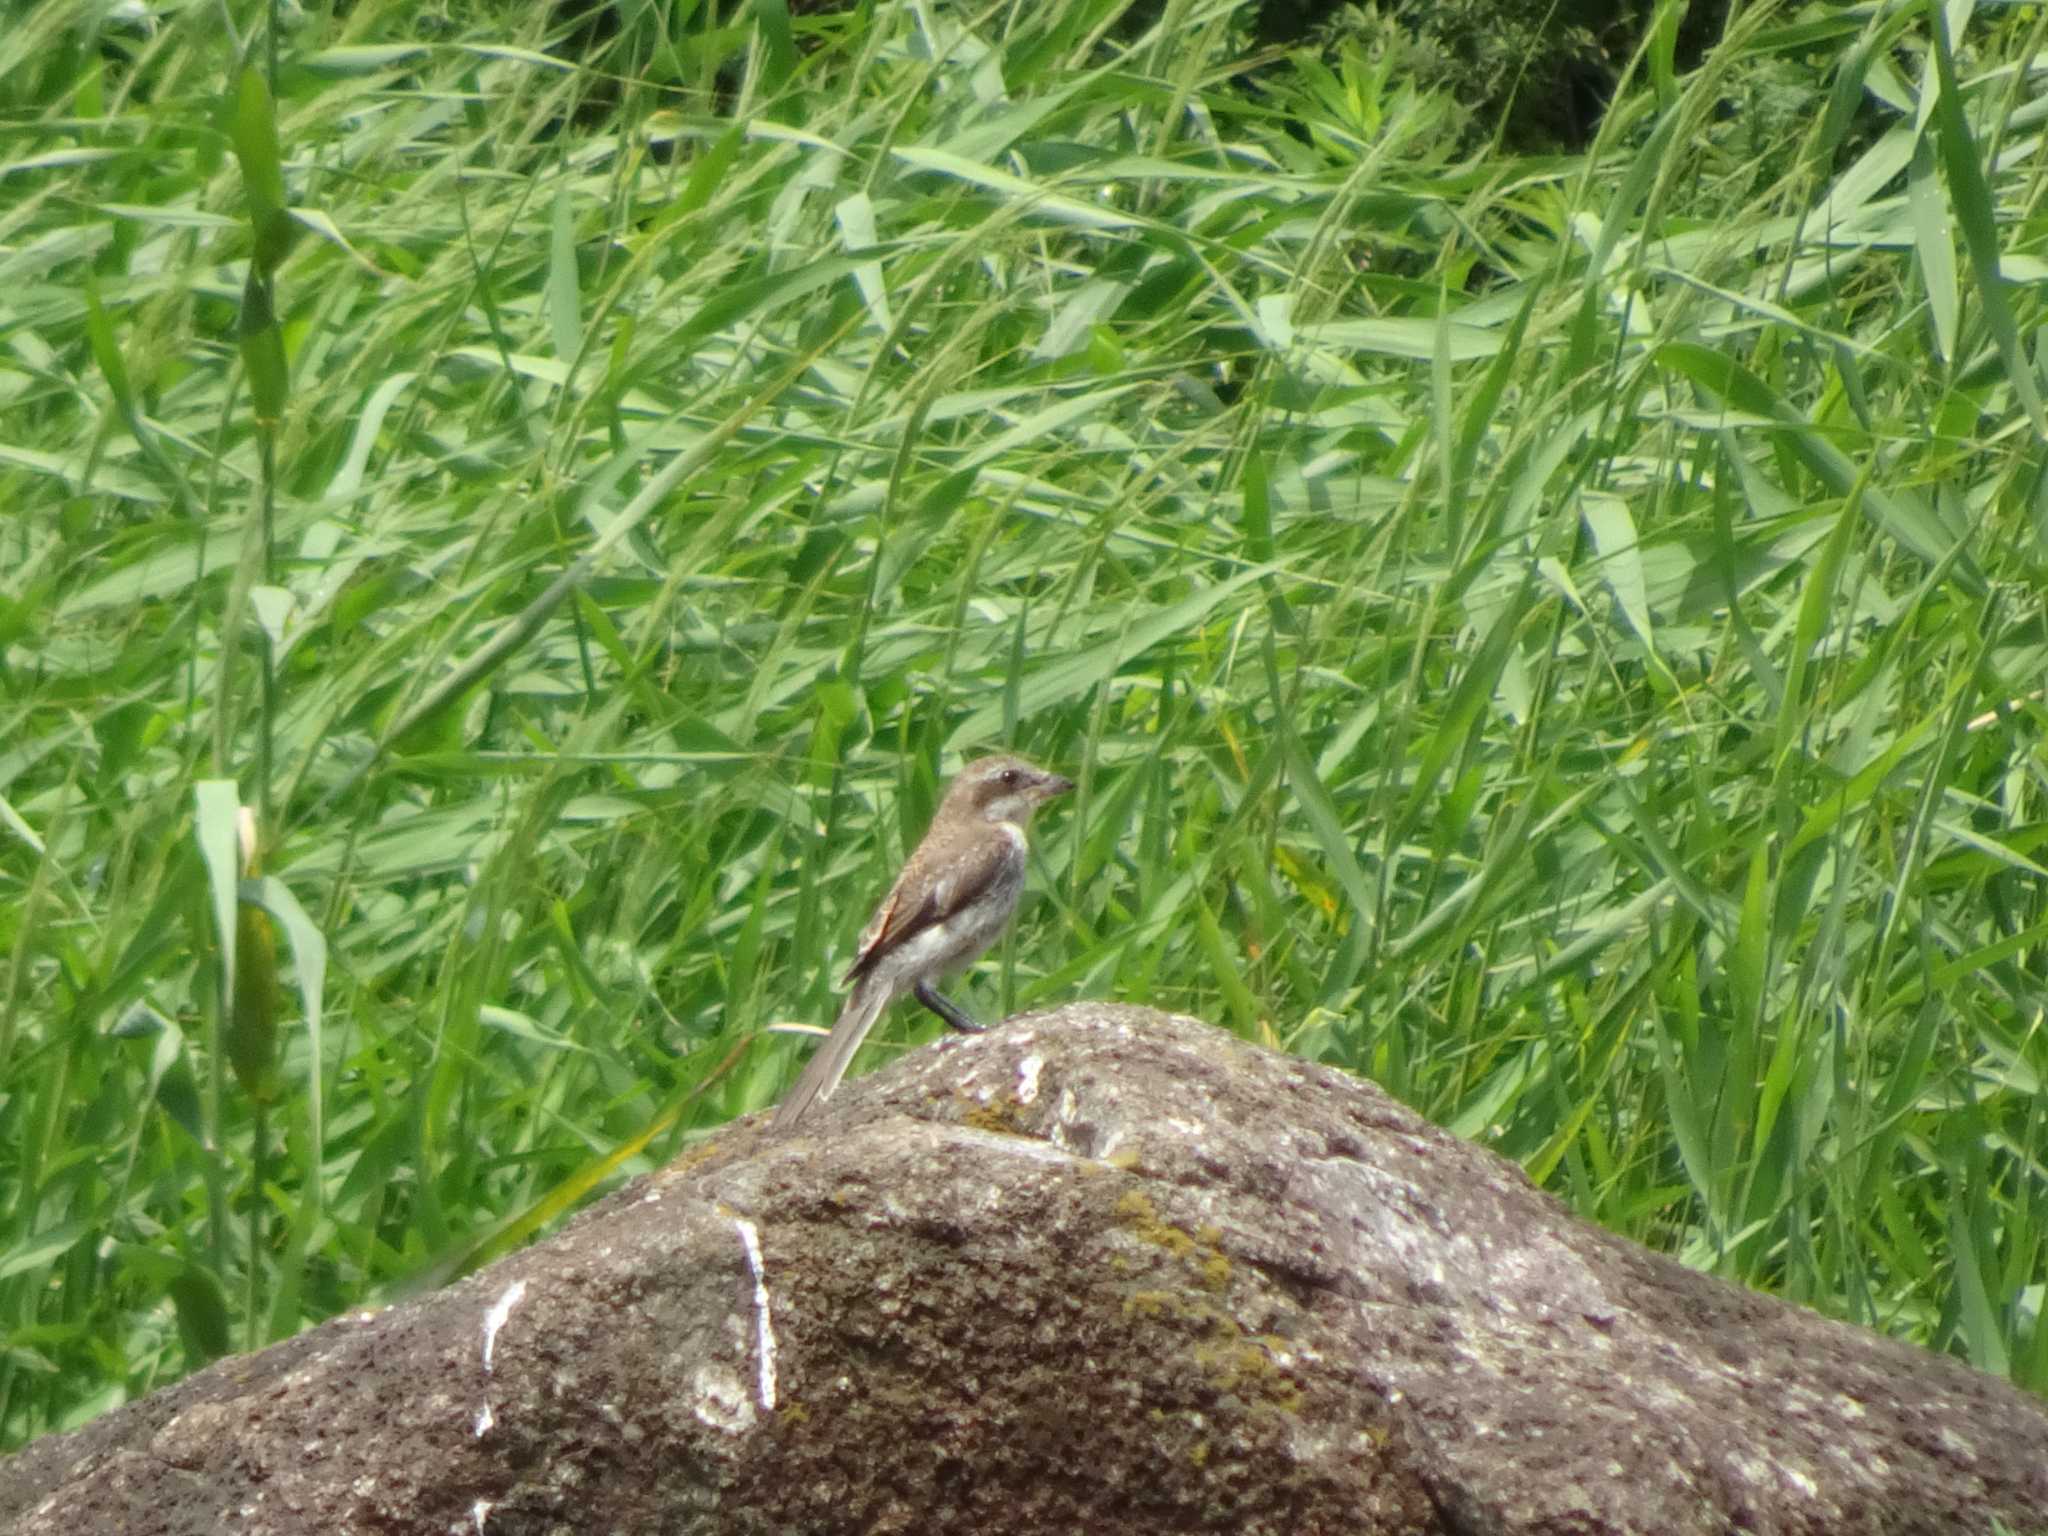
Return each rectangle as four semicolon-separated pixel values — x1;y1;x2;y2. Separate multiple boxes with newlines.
3;1005;2043;1534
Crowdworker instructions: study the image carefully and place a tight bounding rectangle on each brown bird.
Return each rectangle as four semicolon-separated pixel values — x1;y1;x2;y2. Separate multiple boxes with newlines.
771;754;1072;1130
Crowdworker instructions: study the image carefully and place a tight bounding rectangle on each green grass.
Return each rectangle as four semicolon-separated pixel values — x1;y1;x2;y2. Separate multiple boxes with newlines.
3;0;2046;1446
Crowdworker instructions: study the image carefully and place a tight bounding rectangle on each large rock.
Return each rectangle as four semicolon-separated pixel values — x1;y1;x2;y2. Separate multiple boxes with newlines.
3;1004;2043;1534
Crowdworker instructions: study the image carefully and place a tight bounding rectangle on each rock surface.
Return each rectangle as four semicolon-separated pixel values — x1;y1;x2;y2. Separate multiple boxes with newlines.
3;1004;2044;1534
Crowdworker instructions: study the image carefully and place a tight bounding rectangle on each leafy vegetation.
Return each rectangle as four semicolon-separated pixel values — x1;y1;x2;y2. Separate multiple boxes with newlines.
2;0;2045;1447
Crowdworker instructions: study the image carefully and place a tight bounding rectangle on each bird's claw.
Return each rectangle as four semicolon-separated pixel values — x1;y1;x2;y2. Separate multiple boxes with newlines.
915;981;985;1034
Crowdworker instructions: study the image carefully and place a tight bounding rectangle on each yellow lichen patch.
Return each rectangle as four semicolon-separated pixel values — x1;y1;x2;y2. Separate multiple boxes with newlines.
1108;1184;1302;1413
1114;1189;1196;1261
1120;1285;1306;1418
1122;1289;1182;1322
1193;1336;1303;1414
1114;1190;1230;1293
960;1099;1027;1135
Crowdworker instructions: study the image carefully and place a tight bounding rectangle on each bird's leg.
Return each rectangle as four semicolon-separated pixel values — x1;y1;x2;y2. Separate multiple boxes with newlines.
914;980;985;1034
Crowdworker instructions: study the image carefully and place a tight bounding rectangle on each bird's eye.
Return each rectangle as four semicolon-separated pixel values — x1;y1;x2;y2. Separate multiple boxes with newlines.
1000;768;1020;787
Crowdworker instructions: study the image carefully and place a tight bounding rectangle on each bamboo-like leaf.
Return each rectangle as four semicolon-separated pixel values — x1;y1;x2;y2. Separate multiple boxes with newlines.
229;68;293;274
547;187;582;365
755;0;796;93
242;873;329;1169
1905;136;1958;362
193;782;242;1022
1925;0;2048;440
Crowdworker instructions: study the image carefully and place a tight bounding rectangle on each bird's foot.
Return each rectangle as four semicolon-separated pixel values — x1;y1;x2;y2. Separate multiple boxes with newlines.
915;981;986;1034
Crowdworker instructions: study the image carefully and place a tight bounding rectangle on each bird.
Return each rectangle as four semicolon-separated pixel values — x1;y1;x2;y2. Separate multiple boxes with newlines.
771;754;1073;1130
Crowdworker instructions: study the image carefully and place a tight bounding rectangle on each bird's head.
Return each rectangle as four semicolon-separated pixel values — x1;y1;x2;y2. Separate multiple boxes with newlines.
947;754;1074;828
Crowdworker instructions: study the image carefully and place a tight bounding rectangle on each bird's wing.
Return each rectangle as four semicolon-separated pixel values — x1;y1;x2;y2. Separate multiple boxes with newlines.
844;829;1022;984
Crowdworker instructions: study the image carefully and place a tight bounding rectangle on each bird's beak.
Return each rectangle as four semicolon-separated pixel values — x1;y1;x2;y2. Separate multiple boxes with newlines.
1043;774;1075;798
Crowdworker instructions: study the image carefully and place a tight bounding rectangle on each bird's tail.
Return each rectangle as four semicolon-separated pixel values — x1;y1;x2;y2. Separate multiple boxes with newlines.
771;983;887;1130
